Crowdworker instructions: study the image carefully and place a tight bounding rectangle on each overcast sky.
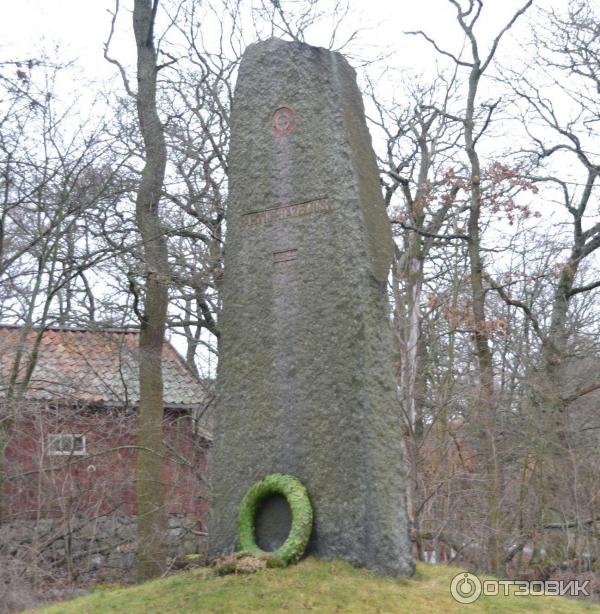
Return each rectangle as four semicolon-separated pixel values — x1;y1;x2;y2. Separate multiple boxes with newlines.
1;0;556;86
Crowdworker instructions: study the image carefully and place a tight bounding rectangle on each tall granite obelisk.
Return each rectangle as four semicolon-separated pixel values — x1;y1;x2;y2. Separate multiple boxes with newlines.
209;38;414;577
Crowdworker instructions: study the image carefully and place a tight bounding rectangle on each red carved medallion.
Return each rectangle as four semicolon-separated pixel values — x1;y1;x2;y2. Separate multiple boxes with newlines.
272;106;295;137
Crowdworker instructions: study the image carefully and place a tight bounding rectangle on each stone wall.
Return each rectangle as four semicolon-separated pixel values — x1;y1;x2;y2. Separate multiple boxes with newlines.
0;514;206;575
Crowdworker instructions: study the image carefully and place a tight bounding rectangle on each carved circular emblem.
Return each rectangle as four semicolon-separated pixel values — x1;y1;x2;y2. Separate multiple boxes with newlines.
272;106;295;137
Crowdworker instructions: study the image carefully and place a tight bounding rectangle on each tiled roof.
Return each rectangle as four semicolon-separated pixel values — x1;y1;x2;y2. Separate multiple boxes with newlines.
0;326;206;409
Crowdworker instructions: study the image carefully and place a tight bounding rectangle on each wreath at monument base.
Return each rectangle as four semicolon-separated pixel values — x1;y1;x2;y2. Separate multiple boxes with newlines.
237;473;313;566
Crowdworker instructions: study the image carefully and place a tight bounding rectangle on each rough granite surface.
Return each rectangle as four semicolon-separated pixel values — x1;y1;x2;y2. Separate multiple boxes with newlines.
209;38;414;577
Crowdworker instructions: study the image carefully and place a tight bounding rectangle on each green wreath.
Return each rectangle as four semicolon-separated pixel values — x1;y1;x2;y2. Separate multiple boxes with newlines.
237;473;313;566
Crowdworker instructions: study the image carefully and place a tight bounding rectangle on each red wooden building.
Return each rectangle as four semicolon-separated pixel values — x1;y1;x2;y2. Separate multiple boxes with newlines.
0;325;211;530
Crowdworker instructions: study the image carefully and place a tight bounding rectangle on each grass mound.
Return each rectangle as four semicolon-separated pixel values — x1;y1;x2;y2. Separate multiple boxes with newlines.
34;557;599;613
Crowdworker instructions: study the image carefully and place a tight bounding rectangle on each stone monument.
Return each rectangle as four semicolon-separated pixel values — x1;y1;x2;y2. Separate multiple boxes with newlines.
209;38;414;577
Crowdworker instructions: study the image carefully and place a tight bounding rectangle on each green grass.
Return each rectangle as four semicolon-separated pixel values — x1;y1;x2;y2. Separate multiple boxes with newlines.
34;557;599;613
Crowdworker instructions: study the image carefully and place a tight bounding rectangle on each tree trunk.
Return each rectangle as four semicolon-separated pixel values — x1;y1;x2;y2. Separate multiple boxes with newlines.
464;66;503;576
133;0;169;581
541;261;577;449
533;252;579;529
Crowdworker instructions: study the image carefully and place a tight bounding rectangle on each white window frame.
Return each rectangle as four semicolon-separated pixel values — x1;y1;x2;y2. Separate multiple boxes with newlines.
47;434;87;456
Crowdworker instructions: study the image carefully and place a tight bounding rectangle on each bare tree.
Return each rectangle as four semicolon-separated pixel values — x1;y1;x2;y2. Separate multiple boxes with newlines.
408;0;533;573
483;0;600;563
0;57;127;521
128;0;171;580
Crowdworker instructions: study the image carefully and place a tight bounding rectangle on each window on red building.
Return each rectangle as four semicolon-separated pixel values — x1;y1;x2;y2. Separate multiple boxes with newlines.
47;434;86;456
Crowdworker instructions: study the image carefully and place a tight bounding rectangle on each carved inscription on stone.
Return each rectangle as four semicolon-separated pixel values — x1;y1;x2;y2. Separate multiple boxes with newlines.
241;198;330;228
273;249;297;263
273;249;297;269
